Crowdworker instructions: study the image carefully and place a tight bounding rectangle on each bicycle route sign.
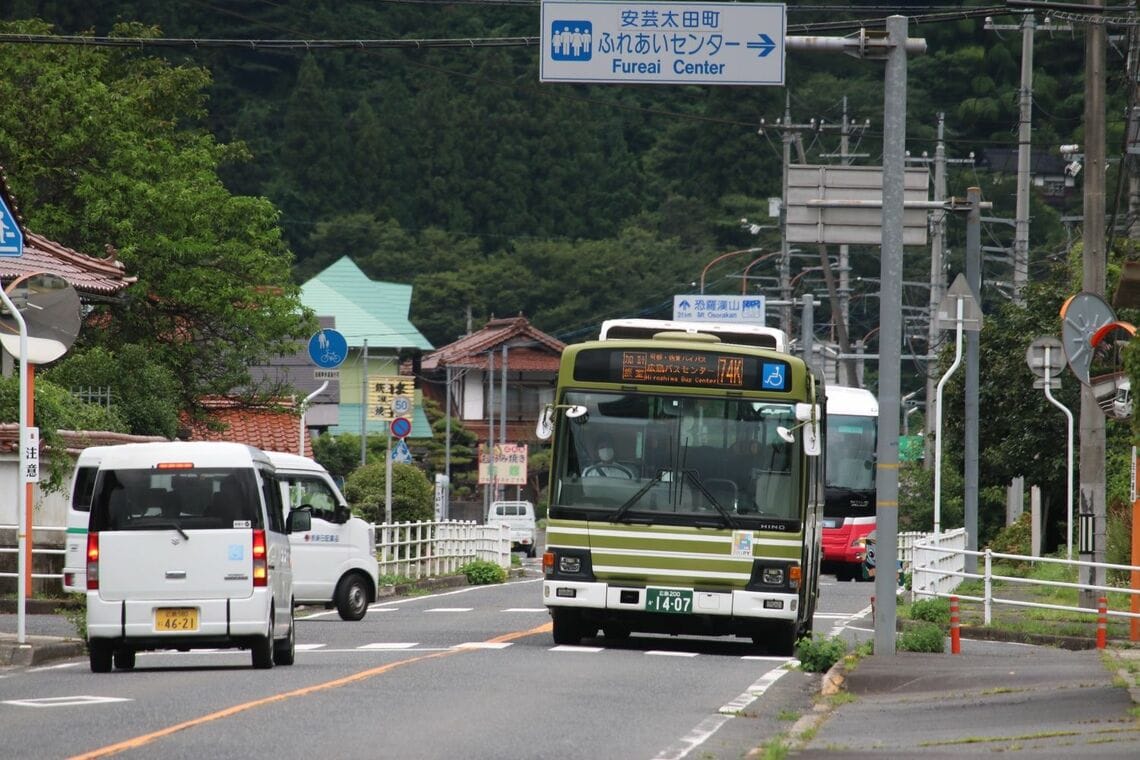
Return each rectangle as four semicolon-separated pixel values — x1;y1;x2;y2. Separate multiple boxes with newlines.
308;328;347;370
539;1;786;86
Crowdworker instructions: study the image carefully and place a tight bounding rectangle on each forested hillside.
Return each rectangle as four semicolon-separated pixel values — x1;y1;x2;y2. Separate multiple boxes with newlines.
0;1;1123;348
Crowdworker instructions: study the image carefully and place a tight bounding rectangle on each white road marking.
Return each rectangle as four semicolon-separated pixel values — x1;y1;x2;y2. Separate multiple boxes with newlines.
454;642;512;649
646;650;699;658
424;607;473;613
358;642;418;650
502;607;547;612
3;695;131;708
550;644;605;652
28;662;82;672
652;665;791;760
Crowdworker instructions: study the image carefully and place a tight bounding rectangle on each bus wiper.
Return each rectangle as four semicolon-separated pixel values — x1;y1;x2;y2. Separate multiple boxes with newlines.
610;471;667;523
681;471;741;530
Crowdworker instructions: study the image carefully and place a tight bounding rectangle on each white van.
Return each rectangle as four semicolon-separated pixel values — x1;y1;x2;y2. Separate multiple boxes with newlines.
265;451;380;620
85;441;308;672
62;446;109;593
488;500;537;557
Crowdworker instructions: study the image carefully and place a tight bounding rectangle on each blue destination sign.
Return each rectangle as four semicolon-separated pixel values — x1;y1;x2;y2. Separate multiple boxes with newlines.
540;1;785;85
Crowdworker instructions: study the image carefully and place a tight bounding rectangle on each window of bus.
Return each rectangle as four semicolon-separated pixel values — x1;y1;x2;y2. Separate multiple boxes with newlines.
550;391;802;524
825;416;876;491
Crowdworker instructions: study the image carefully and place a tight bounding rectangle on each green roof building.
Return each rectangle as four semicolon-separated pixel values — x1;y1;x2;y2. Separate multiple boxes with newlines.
301;256;434;439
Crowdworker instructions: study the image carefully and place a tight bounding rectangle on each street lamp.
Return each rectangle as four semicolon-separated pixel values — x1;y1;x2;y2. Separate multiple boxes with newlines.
700;247;762;294
741;251;781;294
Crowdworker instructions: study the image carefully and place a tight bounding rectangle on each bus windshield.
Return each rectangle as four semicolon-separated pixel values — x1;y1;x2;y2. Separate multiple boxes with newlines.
825;414;876;491
550;390;802;527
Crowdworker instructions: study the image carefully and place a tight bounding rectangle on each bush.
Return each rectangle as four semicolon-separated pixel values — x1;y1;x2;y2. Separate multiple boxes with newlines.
344;461;434;524
459;560;507;585
898;622;945;653
987;512;1032;556
795;634;847;673
908;597;950;627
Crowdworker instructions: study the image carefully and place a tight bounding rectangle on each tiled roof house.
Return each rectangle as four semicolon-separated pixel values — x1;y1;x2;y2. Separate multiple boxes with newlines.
417;315;564;446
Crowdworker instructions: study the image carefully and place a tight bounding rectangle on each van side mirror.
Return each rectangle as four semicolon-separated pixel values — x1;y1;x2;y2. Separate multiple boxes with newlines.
287;508;312;533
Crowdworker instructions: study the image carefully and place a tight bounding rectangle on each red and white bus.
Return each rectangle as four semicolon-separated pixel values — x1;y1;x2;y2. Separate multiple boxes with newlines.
821;386;878;581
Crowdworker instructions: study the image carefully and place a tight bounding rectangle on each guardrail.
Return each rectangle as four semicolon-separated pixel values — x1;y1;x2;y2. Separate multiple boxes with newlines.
911;535;1140;628
374;520;512;579
0;526;66;584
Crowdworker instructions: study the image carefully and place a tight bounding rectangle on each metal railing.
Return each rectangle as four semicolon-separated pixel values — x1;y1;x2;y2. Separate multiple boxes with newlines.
0;526;66;583
911;534;1140;627
373;520;512;580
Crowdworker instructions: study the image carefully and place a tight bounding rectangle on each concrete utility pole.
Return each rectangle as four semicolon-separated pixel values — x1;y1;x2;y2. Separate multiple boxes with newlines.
813;96;869;387
1014;13;1034;304
1080;1;1108;606
926;115;949;464
762;95;825;338
965;187;982;573
873;15;913;658
792;133;856;387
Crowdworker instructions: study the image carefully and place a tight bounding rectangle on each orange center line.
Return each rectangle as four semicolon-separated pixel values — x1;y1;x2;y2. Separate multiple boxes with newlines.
69;622;553;760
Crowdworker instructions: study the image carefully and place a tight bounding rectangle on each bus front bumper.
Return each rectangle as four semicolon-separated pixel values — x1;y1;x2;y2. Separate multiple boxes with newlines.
542;580;798;621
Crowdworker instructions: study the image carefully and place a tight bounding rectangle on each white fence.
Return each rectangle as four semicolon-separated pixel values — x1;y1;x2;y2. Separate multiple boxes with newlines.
0;526;66;584
911;533;1140;627
374;520;512;580
0;521;513;591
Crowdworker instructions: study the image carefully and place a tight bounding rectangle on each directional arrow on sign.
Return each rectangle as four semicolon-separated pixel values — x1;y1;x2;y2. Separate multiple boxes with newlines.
746;33;777;58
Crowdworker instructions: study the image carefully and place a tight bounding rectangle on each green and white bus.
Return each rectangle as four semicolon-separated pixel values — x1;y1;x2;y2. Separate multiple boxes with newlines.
537;328;824;654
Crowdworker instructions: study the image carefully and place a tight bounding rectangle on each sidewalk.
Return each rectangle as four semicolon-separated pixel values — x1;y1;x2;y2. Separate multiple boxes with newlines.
0;599;86;667
784;640;1140;758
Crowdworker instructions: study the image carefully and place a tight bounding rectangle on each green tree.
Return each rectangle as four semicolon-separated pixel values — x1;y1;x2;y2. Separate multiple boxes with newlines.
0;20;314;413
0;376;127;492
40;344;181;438
343;461;434;524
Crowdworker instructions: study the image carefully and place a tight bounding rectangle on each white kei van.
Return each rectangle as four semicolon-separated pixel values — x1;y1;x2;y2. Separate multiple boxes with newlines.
85;441;308;672
265;451;380;620
62;446;109;593
488;500;537;557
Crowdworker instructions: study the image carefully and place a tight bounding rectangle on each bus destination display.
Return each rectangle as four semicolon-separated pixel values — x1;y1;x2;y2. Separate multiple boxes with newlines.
574;348;789;391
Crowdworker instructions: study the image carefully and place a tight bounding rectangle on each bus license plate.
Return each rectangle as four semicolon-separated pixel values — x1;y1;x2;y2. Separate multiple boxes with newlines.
645;588;692;614
155;608;198;632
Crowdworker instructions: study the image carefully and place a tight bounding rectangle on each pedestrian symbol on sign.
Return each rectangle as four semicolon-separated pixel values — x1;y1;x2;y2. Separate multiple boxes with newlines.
551;21;592;61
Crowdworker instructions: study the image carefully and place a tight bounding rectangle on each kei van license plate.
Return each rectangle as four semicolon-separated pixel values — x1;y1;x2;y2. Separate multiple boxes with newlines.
155;607;198;632
645;588;693;614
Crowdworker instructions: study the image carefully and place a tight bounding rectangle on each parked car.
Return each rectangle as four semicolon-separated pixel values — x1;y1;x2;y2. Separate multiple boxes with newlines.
488;500;537;557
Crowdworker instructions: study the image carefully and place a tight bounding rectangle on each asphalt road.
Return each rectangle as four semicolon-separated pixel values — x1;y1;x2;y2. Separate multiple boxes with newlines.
1;567;853;759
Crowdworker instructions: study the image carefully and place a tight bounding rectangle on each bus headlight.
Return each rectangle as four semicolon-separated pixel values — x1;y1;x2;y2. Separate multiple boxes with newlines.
761;567;784;585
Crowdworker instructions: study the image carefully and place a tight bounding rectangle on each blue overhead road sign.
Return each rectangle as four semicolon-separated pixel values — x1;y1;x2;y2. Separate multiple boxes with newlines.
0;195;24;257
308;328;347;369
540;1;786;85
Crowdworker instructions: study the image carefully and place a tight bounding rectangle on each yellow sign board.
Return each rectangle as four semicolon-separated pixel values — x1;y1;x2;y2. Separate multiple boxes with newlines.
367;376;415;421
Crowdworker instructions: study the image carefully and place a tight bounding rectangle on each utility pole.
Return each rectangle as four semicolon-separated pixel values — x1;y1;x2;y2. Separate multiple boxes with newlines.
1013;13;1034;304
1080;0;1108;607
926;115;948;462
816;96;870;387
761;95;824;338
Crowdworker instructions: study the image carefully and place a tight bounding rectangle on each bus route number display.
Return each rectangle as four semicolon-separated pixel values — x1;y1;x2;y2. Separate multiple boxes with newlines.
622;350;744;387
574;347;790;391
